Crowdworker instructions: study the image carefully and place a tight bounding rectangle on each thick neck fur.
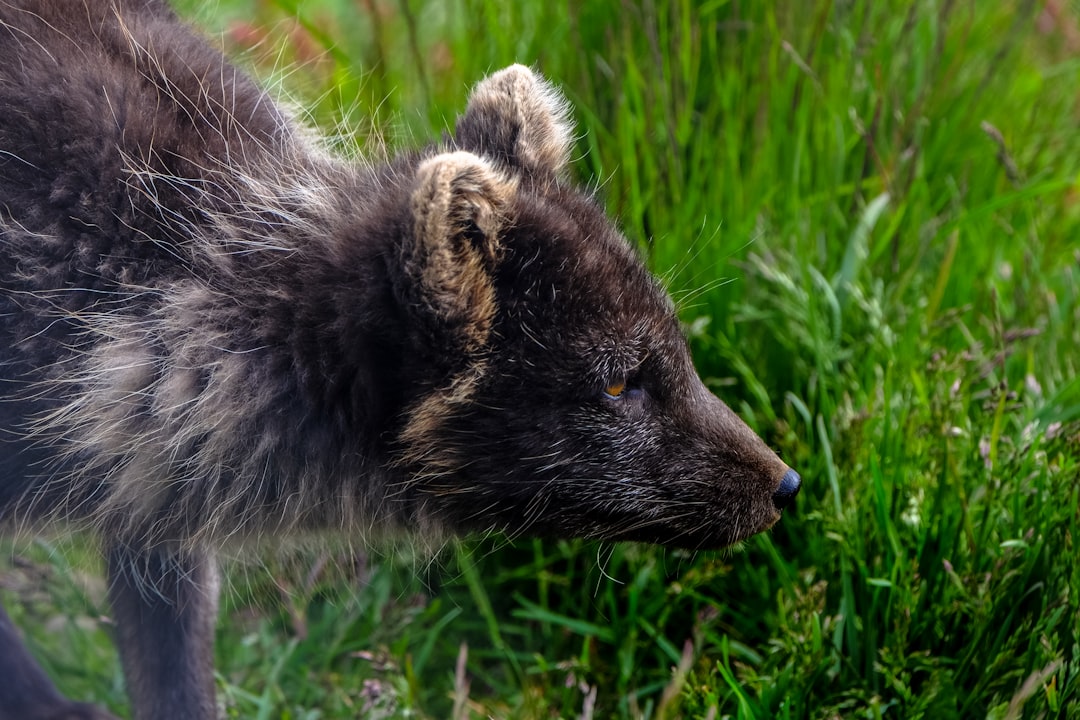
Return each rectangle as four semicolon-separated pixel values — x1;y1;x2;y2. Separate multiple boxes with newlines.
5;166;430;549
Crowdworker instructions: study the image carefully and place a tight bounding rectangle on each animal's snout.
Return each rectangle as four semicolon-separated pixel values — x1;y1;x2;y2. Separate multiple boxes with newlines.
772;468;801;510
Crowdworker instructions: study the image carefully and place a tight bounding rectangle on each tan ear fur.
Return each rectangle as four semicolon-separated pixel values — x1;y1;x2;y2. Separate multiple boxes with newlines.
460;64;575;178
408;151;517;353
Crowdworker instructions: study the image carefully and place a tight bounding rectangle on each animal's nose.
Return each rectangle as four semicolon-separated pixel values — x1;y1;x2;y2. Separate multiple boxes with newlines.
773;468;801;510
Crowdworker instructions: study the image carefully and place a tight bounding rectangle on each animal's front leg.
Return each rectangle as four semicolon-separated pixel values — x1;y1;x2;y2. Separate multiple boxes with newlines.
107;545;220;720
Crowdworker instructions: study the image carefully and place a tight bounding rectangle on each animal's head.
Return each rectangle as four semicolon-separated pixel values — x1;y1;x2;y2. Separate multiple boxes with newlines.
394;65;799;549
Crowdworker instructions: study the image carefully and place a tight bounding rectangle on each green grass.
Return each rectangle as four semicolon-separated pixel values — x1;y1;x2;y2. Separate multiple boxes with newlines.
4;0;1080;717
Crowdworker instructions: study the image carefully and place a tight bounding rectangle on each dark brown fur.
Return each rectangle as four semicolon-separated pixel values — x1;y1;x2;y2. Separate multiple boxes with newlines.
0;1;800;717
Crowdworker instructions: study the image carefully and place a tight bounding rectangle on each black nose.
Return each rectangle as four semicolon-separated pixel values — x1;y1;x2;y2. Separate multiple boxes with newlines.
773;468;801;510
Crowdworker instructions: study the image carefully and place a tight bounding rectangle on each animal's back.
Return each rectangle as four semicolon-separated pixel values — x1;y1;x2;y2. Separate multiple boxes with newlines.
0;0;377;535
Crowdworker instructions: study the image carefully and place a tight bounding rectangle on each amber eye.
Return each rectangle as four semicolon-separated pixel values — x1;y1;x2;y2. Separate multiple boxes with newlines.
604;382;627;398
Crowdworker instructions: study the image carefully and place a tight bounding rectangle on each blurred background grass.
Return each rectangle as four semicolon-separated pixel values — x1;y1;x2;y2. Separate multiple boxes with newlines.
3;0;1079;718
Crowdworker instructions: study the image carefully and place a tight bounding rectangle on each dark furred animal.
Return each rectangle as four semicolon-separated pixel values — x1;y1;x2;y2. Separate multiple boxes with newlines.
0;1;801;718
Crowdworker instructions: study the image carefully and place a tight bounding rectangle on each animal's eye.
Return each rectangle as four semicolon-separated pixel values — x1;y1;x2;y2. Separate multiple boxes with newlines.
603;381;627;399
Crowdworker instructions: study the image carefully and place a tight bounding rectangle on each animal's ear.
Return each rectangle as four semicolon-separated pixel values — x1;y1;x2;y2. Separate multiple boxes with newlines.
404;151;516;354
454;64;574;181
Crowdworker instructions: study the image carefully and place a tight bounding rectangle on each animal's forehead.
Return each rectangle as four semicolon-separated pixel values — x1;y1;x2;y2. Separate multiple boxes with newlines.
506;190;659;294
498;193;677;344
